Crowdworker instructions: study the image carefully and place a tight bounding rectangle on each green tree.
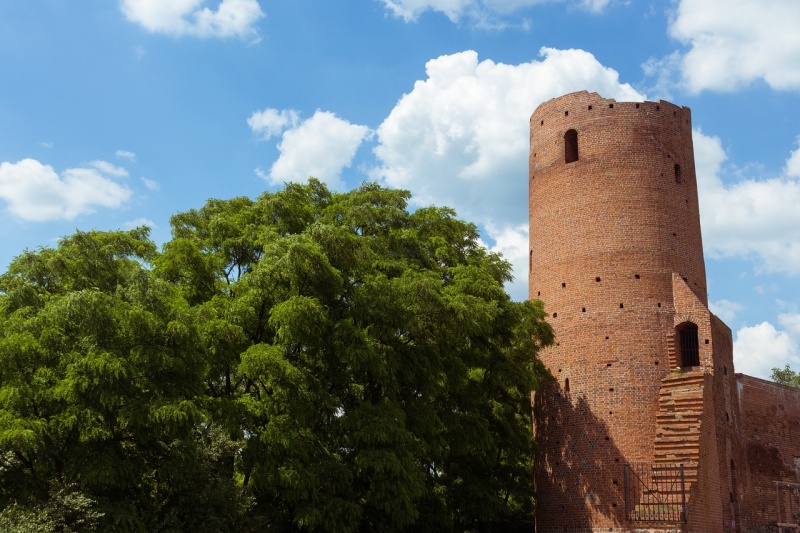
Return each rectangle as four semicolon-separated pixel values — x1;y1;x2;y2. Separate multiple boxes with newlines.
157;180;554;531
771;364;800;388
0;228;242;531
0;180;554;532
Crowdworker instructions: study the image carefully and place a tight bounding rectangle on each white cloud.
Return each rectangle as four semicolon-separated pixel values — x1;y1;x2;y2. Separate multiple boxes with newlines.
263;111;370;189
122;217;157;230
89;160;129;178
786;144;800;178
141;177;160;191
120;0;264;39
116;150;137;162
668;0;800;92
709;299;744;324
779;312;800;338
248;108;299;141
254;167;269;181
694;129;800;274
0;159;132;222
370;48;641;300
485;223;529;300
382;0;608;24
734;320;800;379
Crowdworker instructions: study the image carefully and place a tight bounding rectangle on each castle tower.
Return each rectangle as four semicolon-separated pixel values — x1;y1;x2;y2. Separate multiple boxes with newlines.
529;92;745;532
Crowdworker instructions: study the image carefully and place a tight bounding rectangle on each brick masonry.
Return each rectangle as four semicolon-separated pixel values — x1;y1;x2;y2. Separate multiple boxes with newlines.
528;91;800;532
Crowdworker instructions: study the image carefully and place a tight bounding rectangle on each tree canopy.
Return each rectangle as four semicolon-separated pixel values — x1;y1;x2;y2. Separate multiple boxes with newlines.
0;180;553;532
771;365;800;388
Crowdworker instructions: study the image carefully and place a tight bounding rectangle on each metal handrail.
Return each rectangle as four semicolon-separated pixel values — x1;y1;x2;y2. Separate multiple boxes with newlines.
624;463;687;523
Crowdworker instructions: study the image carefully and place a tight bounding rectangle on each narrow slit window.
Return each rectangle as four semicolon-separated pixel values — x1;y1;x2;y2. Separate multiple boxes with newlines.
565;129;579;164
674;163;682;183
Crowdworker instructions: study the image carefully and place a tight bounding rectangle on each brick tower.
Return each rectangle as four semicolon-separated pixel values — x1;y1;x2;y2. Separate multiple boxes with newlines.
529;91;746;532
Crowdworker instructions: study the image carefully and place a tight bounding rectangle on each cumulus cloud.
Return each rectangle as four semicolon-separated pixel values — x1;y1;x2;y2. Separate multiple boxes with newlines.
786;144;800;178
694;130;800;274
248;108;299;141
733;317;800;379
370;48;641;298
120;0;264;39
382;0;609;24
709;299;744;324
260;110;370;189
0;159;132;222
484;223;530;300
667;0;800;92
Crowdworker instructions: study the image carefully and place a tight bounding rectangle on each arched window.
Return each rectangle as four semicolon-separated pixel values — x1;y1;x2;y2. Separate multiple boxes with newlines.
674;163;682;183
676;322;699;367
565;129;578;164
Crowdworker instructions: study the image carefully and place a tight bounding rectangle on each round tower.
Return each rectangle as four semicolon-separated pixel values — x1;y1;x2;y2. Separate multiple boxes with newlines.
529;91;707;531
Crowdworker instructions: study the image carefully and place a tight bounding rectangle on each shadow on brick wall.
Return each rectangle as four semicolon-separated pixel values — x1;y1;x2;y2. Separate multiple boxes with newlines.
534;383;627;532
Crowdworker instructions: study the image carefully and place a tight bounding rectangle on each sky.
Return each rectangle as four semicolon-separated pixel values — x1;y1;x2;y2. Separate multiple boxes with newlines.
1;0;800;380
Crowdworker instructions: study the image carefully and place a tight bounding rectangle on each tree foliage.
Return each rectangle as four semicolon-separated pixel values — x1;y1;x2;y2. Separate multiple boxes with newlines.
771;365;800;388
0;180;553;531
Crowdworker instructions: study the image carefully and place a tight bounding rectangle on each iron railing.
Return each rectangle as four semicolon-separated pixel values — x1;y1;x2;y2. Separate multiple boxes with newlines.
624;463;687;523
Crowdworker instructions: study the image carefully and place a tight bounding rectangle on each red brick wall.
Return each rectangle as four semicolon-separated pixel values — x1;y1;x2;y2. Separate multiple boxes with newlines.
530;91;708;532
737;375;800;528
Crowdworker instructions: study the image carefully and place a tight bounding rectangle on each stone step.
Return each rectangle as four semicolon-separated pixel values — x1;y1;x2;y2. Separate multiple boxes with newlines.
656;424;700;433
659;386;704;397
655;455;700;465
655;434;701;443
661;372;705;384
655;448;700;457
656;411;702;420
660;396;704;406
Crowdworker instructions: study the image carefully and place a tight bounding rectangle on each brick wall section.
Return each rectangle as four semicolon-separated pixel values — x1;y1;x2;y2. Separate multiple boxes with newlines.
736;375;800;527
709;315;751;533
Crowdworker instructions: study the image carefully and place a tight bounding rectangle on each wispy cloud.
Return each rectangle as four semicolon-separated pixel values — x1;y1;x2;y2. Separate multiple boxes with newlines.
141;177;160;191
116;150;137;162
121;0;264;40
382;0;610;26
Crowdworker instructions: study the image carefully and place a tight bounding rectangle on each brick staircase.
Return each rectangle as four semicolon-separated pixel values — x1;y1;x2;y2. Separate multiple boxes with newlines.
626;372;705;522
654;372;705;486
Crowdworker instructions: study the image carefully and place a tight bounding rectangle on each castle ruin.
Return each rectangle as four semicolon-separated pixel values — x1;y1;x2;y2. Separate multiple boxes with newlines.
529;91;800;533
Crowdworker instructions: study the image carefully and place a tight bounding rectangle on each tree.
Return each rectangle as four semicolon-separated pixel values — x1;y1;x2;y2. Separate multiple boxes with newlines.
0;229;242;531
771;365;800;388
0;180;554;531
156;180;553;531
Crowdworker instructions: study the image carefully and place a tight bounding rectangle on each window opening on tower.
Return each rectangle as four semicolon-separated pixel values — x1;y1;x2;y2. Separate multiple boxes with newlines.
565;129;578;163
675;163;682;183
677;322;700;367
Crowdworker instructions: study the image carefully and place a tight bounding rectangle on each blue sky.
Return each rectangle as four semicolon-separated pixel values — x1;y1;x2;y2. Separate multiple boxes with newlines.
2;0;800;379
